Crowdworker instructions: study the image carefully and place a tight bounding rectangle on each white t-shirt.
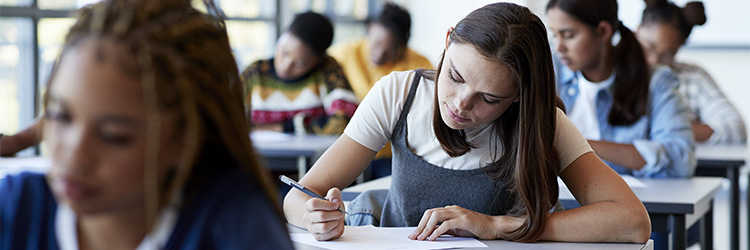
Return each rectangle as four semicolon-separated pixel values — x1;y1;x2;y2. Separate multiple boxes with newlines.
567;71;615;140
344;71;593;172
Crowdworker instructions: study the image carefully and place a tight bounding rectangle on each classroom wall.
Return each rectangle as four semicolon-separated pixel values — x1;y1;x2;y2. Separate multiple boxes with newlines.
404;0;750;145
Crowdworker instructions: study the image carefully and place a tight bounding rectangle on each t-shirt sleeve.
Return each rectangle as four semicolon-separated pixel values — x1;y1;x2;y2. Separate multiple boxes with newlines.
554;108;594;173
343;71;413;152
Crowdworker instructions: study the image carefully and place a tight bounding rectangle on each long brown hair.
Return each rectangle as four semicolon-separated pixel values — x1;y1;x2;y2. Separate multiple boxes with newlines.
43;0;280;229
432;3;561;242
547;0;650;126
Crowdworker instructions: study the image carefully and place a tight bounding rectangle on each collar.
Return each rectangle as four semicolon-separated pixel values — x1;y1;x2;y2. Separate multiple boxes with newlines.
55;197;181;250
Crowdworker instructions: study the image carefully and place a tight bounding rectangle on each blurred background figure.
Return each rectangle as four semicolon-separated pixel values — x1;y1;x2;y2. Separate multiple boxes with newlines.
637;0;747;145
329;2;433;101
329;2;432;180
0;118;41;157
243;11;358;135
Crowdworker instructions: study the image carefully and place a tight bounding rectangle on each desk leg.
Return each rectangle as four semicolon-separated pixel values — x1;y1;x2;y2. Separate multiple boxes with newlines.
700;203;713;250
671;214;686;250
727;167;739;250
297;156;307;178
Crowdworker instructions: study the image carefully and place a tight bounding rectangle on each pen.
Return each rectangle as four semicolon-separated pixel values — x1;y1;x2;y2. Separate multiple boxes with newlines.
280;175;347;214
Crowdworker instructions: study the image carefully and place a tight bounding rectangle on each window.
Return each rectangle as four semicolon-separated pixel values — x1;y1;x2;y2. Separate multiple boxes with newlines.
0;0;378;155
0;18;33;135
289;0;373;44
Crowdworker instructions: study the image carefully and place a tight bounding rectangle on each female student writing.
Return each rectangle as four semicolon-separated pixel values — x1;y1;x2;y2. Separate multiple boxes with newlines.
637;0;746;145
242;12;358;135
284;2;650;243
546;0;696;178
0;0;293;249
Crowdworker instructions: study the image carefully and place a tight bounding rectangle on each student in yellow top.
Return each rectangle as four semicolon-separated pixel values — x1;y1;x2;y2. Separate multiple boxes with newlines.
329;2;432;178
329;2;433;101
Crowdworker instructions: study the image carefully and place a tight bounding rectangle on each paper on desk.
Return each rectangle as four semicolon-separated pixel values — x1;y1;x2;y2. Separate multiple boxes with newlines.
290;225;488;250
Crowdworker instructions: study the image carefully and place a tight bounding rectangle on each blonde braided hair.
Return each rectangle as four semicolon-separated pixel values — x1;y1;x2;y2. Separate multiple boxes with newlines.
44;0;281;231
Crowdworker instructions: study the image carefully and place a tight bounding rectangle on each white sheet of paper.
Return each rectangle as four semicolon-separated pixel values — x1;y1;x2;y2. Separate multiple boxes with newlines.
290;225;488;250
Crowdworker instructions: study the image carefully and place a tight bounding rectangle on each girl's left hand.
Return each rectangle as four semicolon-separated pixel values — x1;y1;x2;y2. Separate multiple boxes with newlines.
407;205;523;241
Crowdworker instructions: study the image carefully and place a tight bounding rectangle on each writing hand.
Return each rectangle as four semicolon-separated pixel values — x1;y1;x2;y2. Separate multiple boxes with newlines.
303;187;346;241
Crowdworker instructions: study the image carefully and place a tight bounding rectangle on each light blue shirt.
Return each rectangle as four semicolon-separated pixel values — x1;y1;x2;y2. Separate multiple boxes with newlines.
553;54;696;178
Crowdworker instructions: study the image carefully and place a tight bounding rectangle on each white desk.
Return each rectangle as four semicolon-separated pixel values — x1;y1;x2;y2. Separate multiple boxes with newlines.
251;132;338;177
694;144;748;250
342;176;724;250
288;225;654;250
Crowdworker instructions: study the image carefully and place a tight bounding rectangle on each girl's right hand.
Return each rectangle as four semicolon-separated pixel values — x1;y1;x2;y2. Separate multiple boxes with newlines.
303;187;346;241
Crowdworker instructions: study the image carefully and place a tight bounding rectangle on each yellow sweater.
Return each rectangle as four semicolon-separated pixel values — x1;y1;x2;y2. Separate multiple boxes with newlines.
329;38;433;159
329;38;433;101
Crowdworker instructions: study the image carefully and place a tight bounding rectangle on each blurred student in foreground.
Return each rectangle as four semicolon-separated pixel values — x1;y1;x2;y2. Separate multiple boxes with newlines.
0;0;293;249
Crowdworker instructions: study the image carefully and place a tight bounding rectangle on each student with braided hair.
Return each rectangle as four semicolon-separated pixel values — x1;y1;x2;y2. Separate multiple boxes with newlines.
637;0;746;145
0;0;293;249
243;12;358;135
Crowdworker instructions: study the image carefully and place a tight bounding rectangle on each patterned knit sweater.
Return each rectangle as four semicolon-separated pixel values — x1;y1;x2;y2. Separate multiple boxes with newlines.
242;56;358;134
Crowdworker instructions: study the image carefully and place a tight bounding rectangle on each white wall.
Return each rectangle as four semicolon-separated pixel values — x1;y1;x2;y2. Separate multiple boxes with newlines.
400;0;528;64
405;0;750;144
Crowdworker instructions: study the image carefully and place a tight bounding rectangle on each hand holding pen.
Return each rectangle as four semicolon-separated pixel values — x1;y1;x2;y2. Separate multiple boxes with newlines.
280;175;347;214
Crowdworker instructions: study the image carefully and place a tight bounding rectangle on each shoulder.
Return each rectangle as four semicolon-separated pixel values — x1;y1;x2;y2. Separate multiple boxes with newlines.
649;65;680;92
169;169;292;249
0;173;58;249
1;172;55;205
242;59;271;78
373;70;431;100
329;39;366;57
404;48;433;67
321;55;345;70
671;62;715;82
553;108;594;173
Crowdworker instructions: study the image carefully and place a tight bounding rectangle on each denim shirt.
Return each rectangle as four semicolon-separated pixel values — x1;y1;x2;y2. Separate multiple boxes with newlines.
553;54;696;178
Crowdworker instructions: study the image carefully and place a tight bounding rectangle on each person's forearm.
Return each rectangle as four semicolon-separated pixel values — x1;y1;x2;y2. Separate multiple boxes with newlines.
691;122;713;142
539;201;650;243
0;120;42;156
587;140;646;170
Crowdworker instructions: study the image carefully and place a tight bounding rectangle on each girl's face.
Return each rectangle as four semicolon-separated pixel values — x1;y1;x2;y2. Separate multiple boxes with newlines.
547;7;607;73
273;32;321;80
636;22;683;66
45;38;181;215
437;43;519;130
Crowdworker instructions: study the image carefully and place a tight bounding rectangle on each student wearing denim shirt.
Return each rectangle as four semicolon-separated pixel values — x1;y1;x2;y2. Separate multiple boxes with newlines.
547;0;696;178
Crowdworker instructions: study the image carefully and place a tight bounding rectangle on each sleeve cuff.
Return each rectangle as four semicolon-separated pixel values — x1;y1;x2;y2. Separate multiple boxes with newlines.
631;139;662;177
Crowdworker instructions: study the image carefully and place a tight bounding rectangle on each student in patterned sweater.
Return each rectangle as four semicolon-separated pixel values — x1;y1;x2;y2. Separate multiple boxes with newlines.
242;12;358;135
